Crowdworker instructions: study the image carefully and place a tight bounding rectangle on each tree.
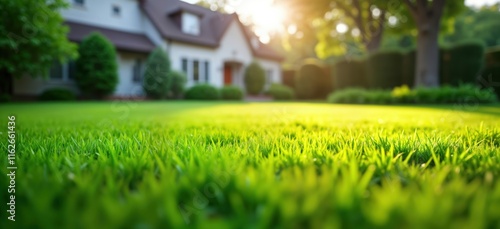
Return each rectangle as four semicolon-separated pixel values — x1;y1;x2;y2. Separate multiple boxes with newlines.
0;0;77;96
196;0;231;12
75;32;118;98
401;0;465;87
280;0;391;57
143;48;171;99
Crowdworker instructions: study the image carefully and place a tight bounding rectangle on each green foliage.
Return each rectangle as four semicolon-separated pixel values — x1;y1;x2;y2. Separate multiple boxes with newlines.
220;86;244;100
0;0;77;77
480;47;500;98
1;102;500;229
444;7;500;47
328;84;497;104
333;58;368;90
440;40;485;86
367;50;404;89
267;83;295;100
0;94;11;103
185;84;220;100
244;62;266;95
75;32;118;98
296;60;331;99
282;68;296;89
39;88;76;101
169;70;187;99
143;48;171;99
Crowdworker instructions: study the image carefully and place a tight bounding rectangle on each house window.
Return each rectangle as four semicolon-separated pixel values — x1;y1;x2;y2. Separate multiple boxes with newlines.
193;60;200;82
112;5;121;16
132;59;142;83
181;13;200;35
204;61;210;82
50;61;75;82
181;58;188;74
50;62;63;80
73;0;85;6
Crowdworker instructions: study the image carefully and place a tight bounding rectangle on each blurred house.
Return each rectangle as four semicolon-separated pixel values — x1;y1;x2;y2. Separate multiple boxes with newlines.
14;0;283;97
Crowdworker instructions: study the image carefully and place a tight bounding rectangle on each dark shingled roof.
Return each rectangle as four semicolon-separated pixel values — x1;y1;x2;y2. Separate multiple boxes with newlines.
141;0;284;61
64;21;156;54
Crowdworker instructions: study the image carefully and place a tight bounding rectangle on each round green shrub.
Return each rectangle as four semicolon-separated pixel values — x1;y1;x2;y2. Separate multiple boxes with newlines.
220;86;244;100
441;40;485;86
143;48;171;99
296;60;331;99
244;62;266;95
75;32;118;99
169;70;187;99
333;58;367;90
268;83;294;100
185;84;220;100
367;50;404;89
39;88;76;101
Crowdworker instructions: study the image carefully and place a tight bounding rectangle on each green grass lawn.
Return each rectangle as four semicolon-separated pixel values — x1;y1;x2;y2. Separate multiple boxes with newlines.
1;102;499;229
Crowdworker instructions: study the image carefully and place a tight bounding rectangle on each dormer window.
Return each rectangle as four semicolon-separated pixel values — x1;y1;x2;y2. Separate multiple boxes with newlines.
181;12;200;36
112;5;121;16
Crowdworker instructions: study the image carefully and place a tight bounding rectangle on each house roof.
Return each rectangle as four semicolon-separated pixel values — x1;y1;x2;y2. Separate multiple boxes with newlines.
141;0;284;61
64;21;156;54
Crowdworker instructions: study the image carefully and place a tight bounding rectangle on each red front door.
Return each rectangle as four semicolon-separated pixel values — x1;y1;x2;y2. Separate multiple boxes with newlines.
224;64;232;85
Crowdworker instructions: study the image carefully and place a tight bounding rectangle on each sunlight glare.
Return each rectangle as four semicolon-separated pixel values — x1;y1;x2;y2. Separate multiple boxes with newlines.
336;23;348;34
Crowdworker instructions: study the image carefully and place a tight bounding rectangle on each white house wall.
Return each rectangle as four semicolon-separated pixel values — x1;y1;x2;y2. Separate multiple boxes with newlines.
256;58;283;88
114;52;147;96
168;20;254;88
61;0;144;33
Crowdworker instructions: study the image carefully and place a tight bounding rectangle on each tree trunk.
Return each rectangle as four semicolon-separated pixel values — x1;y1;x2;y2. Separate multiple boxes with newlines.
415;25;440;87
365;27;384;54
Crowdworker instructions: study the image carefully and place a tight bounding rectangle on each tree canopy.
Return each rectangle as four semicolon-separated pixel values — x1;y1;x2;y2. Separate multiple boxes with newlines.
0;0;77;95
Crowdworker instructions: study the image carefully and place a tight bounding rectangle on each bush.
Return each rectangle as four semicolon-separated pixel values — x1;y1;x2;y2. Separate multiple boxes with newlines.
296;60;331;99
220;86;243;100
169;71;186;99
75;32;118;98
333;58;367;90
244;62;266;95
0;94;11;103
367;50;404;89
268;83;294;100
440;40;485;86
185;84;220;100
143;48;171;99
39;88;76;101
328;84;497;104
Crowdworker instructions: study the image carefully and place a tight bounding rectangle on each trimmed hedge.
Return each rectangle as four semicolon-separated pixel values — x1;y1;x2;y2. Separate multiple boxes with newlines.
268;83;294;100
367;51;404;89
282;68;296;89
333;58;367;90
220;86;244;100
185;84;220;100
296;60;331;99
402;50;416;88
244;62;266;95
328;84;497;104
440;41;485;86
481;47;500;98
39;88;76;101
